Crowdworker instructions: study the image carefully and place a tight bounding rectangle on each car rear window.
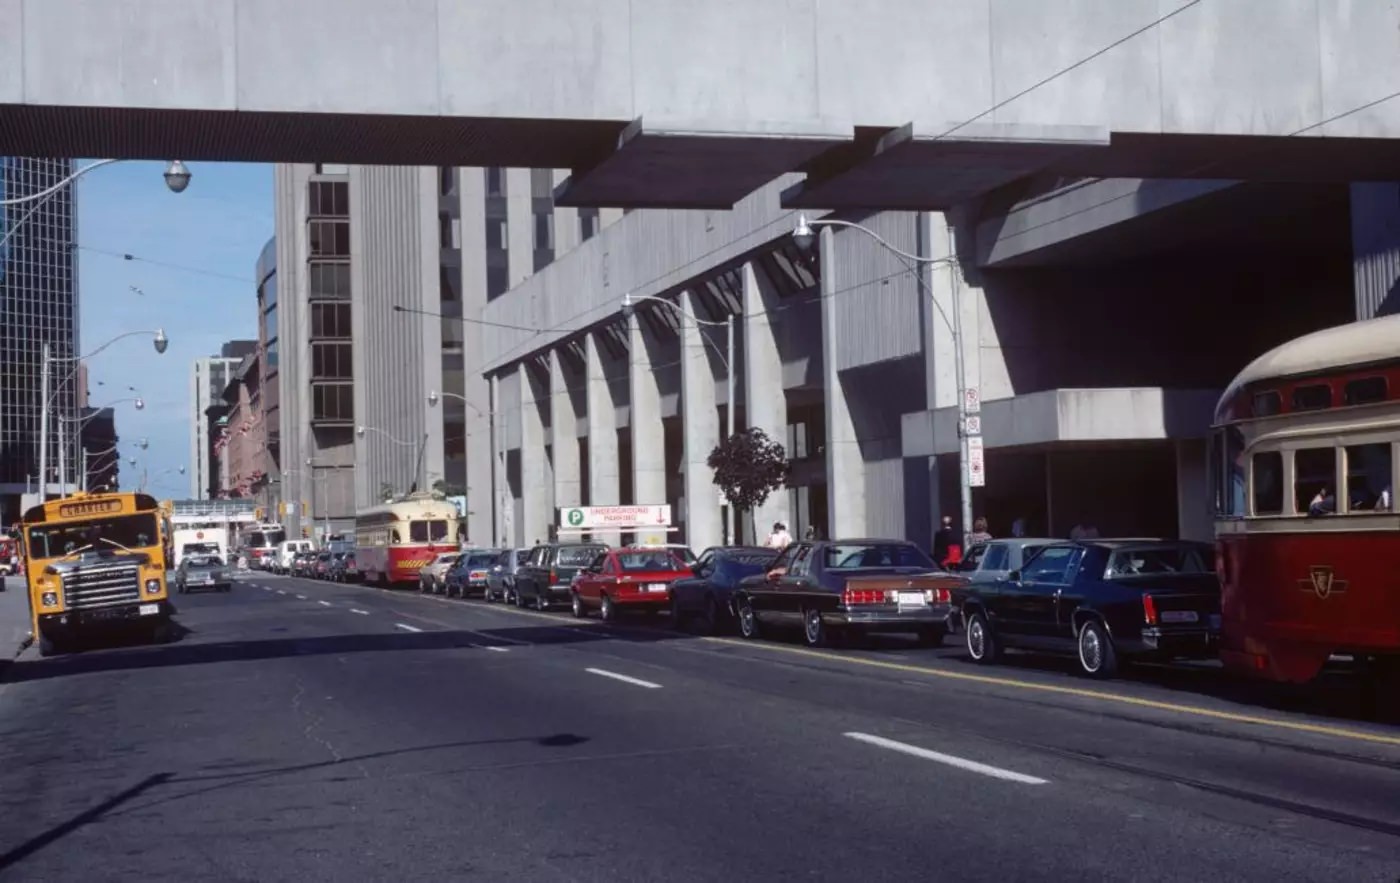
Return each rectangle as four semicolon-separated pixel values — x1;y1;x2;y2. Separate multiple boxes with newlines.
616;551;687;572
466;554;497;567
1104;546;1210;578
556;546;604;566
823;543;934;570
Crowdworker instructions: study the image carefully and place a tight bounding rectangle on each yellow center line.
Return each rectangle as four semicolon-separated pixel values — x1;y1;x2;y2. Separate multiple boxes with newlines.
697;637;1400;748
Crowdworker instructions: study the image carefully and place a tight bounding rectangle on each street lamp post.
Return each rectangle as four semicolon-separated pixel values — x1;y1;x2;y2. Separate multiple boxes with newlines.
38;330;168;502
295;459;334;544
59;397;145;496
621;292;737;543
83;437;147;493
356;425;429;499
792;212;974;551
0;160;191;249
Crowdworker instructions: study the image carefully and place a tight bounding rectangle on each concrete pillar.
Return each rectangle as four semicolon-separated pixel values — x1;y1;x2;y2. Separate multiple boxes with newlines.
552;169;580;256
629;313;666;511
551;349;582;516
820;226;865;539
585;332;621;546
519;363;550;546
506;168;534;289
679;290;723;551
1175;439;1211;541
742;260;788;544
490;374;504;547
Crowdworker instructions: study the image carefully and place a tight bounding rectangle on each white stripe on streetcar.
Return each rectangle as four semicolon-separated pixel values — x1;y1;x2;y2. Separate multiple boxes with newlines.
843;732;1048;785
585;668;662;690
396;623;423;633
350;608;370;616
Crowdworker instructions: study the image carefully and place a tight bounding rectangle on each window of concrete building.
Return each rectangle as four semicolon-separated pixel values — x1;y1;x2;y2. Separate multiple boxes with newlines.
439;266;460;303
486;167;505;197
533;211;553;251
1292;384;1331;412
1345;443;1392;511
310;303;352;339
308;220;350;257
486;218;507;251
266;338;279;369
1344;376;1388;406
312;383;353;423
1294;447;1336;514
311;342;353;380
487;265;509;300
579;208;600;242
314;164;350;176
439;211;460;249
439;166;456;196
1251;451;1283;515
309;263;351;300
308;180;349;217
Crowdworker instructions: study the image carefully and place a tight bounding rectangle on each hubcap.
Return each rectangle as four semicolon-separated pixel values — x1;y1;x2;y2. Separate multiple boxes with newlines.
740;605;755;636
1081;627;1102;672
805;611;821;643
969;618;985;658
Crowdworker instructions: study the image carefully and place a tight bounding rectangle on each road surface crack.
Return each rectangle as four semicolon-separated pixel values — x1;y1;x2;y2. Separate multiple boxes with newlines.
291;678;369;780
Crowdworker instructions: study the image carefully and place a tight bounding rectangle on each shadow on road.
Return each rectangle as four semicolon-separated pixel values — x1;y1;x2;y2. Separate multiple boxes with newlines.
0;772;173;870
0;622;693;684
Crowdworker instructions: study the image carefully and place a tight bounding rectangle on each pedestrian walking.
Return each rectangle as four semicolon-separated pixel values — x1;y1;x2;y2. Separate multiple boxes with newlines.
932;515;955;566
765;521;792;550
967;516;992;546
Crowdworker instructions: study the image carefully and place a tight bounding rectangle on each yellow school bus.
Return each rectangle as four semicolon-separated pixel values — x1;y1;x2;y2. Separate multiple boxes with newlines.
20;491;173;656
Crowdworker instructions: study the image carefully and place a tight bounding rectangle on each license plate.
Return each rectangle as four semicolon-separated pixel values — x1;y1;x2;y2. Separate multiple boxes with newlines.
896;591;926;607
138;604;160;616
1161;610;1199;624
647;583;667;593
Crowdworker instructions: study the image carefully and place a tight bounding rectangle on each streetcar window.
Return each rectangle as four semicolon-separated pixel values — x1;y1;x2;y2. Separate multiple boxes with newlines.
1294;447;1336;515
1292;384;1332;411
1344;376;1388;406
1251;452;1284;515
1225;427;1247;516
1344;444;1393;512
408;520;450;543
1251;391;1282;417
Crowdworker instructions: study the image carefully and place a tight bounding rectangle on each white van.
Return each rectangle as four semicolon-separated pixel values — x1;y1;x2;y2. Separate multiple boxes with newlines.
276;540;315;573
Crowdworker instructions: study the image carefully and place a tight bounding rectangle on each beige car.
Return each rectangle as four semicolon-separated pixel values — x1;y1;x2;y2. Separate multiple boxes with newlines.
419;552;460;594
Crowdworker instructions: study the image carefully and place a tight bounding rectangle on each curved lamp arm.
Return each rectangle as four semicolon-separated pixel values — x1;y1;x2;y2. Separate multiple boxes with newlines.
356;425;418;447
426;390;488;418
49;329;169;363
620;293;732;371
794;213;957;267
0;159;121;208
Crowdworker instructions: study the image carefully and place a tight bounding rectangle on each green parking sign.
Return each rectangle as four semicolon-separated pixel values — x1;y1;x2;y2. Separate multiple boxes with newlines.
567;508;584;527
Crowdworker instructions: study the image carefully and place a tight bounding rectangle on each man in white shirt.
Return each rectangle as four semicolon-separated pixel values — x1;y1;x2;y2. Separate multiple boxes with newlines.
765;522;792;550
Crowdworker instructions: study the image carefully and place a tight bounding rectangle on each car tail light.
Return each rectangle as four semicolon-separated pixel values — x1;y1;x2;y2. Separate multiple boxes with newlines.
843;588;886;605
924;587;950;604
550;569;558;584
1142;594;1158;625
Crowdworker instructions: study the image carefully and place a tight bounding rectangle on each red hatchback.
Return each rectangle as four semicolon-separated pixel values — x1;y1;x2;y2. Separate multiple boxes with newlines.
571;548;691;622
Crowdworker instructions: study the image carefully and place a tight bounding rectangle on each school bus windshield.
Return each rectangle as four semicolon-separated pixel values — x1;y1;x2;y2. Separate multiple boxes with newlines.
26;513;161;560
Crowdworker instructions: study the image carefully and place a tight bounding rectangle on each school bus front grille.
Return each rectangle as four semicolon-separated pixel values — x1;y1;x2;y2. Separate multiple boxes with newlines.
61;564;143;609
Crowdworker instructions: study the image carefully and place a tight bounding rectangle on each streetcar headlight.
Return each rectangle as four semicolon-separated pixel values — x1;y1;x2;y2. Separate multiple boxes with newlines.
40;591;58;608
144;579;161;596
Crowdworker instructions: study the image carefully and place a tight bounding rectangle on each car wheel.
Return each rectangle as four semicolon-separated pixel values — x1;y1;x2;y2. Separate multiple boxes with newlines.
1077;618;1118;678
482;587;494;604
514;588;526;608
535;590;549;612
965;610;1000;664
571;592;586;619
802;607;828;648
737;598;760;640
917;626;946;648
600;594;616;623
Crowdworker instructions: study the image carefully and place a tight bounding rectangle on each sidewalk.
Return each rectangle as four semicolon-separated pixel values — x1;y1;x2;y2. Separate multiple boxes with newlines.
0;577;32;671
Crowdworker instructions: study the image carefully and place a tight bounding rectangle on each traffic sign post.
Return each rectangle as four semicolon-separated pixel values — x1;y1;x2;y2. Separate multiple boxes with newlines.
556;505;675;534
967;436;986;487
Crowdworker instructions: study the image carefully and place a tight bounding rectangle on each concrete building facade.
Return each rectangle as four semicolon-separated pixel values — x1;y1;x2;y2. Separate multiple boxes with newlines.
189;342;255;499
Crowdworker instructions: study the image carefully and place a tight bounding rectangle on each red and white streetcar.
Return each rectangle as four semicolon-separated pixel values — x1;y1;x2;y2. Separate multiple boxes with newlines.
353;494;462;587
1211;313;1399;689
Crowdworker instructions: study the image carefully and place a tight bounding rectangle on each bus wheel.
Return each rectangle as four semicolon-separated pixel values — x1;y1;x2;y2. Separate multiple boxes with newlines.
37;632;61;658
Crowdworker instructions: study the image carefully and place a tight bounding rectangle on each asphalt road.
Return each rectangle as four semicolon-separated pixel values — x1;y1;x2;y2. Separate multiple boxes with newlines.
0;574;1396;881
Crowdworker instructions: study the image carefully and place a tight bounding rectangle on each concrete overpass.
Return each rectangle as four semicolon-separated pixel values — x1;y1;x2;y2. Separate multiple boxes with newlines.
4;0;1400;209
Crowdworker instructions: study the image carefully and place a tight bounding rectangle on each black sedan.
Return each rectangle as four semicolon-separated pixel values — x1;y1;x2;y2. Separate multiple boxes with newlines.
667;546;779;633
176;554;232;594
960;539;1221;678
733;539;964;647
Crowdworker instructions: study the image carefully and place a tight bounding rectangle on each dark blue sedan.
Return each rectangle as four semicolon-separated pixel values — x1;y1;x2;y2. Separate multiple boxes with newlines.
667;546;779;633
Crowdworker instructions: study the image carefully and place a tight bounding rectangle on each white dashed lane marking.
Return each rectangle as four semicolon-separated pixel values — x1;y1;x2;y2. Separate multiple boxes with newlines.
395;623;423;633
318;600;332;607
843;732;1048;785
585;668;662;690
350;609;370;616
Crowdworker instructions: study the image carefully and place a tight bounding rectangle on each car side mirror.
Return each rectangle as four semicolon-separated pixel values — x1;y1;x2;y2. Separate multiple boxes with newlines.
1008;570;1021;582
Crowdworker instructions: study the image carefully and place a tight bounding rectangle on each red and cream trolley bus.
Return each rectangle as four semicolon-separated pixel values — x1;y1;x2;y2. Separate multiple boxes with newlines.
353;494;462;587
1211;314;1399;687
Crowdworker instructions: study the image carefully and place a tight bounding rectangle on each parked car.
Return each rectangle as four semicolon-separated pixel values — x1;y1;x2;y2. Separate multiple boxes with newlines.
571;547;691;621
668;546;779;633
176;553;232;594
444;550;502;598
312;551;335;580
291;551;319;578
418;552;461;594
483;548;528;603
952;538;1058;629
734;539;963;648
329;552;360;583
624;542;697;565
960;539;1221;678
515;543;608;610
276;540;315;574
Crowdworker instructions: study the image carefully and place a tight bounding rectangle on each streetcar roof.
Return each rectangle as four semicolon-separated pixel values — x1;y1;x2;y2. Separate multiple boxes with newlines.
1220;313;1400;408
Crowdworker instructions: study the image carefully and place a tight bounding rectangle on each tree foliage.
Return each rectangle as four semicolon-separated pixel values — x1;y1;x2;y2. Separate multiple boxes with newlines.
707;428;788;513
378;482;396;503
432;479;467;498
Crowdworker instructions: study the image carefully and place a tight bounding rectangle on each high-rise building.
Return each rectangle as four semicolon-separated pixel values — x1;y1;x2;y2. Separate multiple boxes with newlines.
270;164;621;541
0;157;79;524
189;341;255;499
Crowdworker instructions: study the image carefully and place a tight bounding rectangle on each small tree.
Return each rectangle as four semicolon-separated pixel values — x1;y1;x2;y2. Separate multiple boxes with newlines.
432;479;466;498
378;482;396;503
708;427;788;542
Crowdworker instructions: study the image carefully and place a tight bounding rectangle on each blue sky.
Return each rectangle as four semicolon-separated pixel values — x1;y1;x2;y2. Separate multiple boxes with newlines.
76;160;272;498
